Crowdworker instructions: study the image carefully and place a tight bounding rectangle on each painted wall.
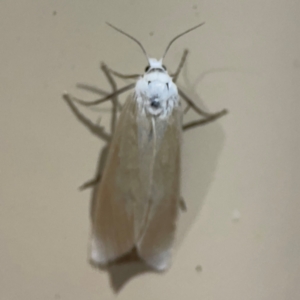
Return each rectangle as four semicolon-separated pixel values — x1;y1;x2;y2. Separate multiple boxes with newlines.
1;1;299;299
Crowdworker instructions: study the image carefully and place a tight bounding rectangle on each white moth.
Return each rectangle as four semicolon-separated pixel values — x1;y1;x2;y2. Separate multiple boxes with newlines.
64;22;227;271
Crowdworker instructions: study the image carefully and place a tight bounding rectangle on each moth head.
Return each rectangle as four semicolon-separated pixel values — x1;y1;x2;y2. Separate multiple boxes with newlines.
144;58;167;74
136;66;178;116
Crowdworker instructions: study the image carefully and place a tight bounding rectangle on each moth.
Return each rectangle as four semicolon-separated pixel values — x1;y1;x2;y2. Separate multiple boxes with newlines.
64;23;227;271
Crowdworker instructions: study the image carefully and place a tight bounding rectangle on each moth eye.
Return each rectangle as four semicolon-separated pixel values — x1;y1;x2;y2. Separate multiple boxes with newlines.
145;65;150;72
148;81;151;84
162;65;167;71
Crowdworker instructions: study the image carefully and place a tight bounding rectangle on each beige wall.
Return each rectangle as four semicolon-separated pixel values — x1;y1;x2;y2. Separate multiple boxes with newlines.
1;1;299;299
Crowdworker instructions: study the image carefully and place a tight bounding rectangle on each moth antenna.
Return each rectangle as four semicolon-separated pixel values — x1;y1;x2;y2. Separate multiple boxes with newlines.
106;22;149;63
162;22;205;59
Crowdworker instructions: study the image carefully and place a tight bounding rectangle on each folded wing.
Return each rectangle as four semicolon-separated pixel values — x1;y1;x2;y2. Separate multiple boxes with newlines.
136;106;182;271
90;96;141;265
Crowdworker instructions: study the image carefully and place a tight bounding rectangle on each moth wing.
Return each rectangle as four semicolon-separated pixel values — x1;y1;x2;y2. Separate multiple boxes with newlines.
90;95;141;265
137;106;182;271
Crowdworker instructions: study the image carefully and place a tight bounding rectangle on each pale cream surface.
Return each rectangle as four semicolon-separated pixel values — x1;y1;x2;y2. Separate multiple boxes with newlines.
0;1;299;299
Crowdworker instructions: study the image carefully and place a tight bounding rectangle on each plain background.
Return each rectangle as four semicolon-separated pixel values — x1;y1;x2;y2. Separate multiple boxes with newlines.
1;0;299;299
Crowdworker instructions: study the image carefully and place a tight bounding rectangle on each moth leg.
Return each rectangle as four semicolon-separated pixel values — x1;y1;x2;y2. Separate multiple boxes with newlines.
63;93;111;141
100;63;120;134
171;49;189;83
79;144;111;192
69;83;136;107
173;48;228;125
183;104;191;115
172;49;226;119
179;88;213;117
179;197;187;212
183;109;228;131
76;84;109;97
79;63;122;189
79;174;102;191
178;88;228;118
98;64;122;112
103;64;140;80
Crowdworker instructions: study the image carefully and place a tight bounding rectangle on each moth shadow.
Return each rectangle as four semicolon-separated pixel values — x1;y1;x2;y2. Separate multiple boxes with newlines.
91;248;154;292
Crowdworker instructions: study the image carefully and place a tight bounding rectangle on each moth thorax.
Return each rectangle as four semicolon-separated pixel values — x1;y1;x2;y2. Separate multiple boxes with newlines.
136;71;178;118
144;80;169;116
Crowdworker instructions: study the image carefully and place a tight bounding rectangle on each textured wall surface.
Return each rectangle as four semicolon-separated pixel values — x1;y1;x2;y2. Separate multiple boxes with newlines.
1;1;299;299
